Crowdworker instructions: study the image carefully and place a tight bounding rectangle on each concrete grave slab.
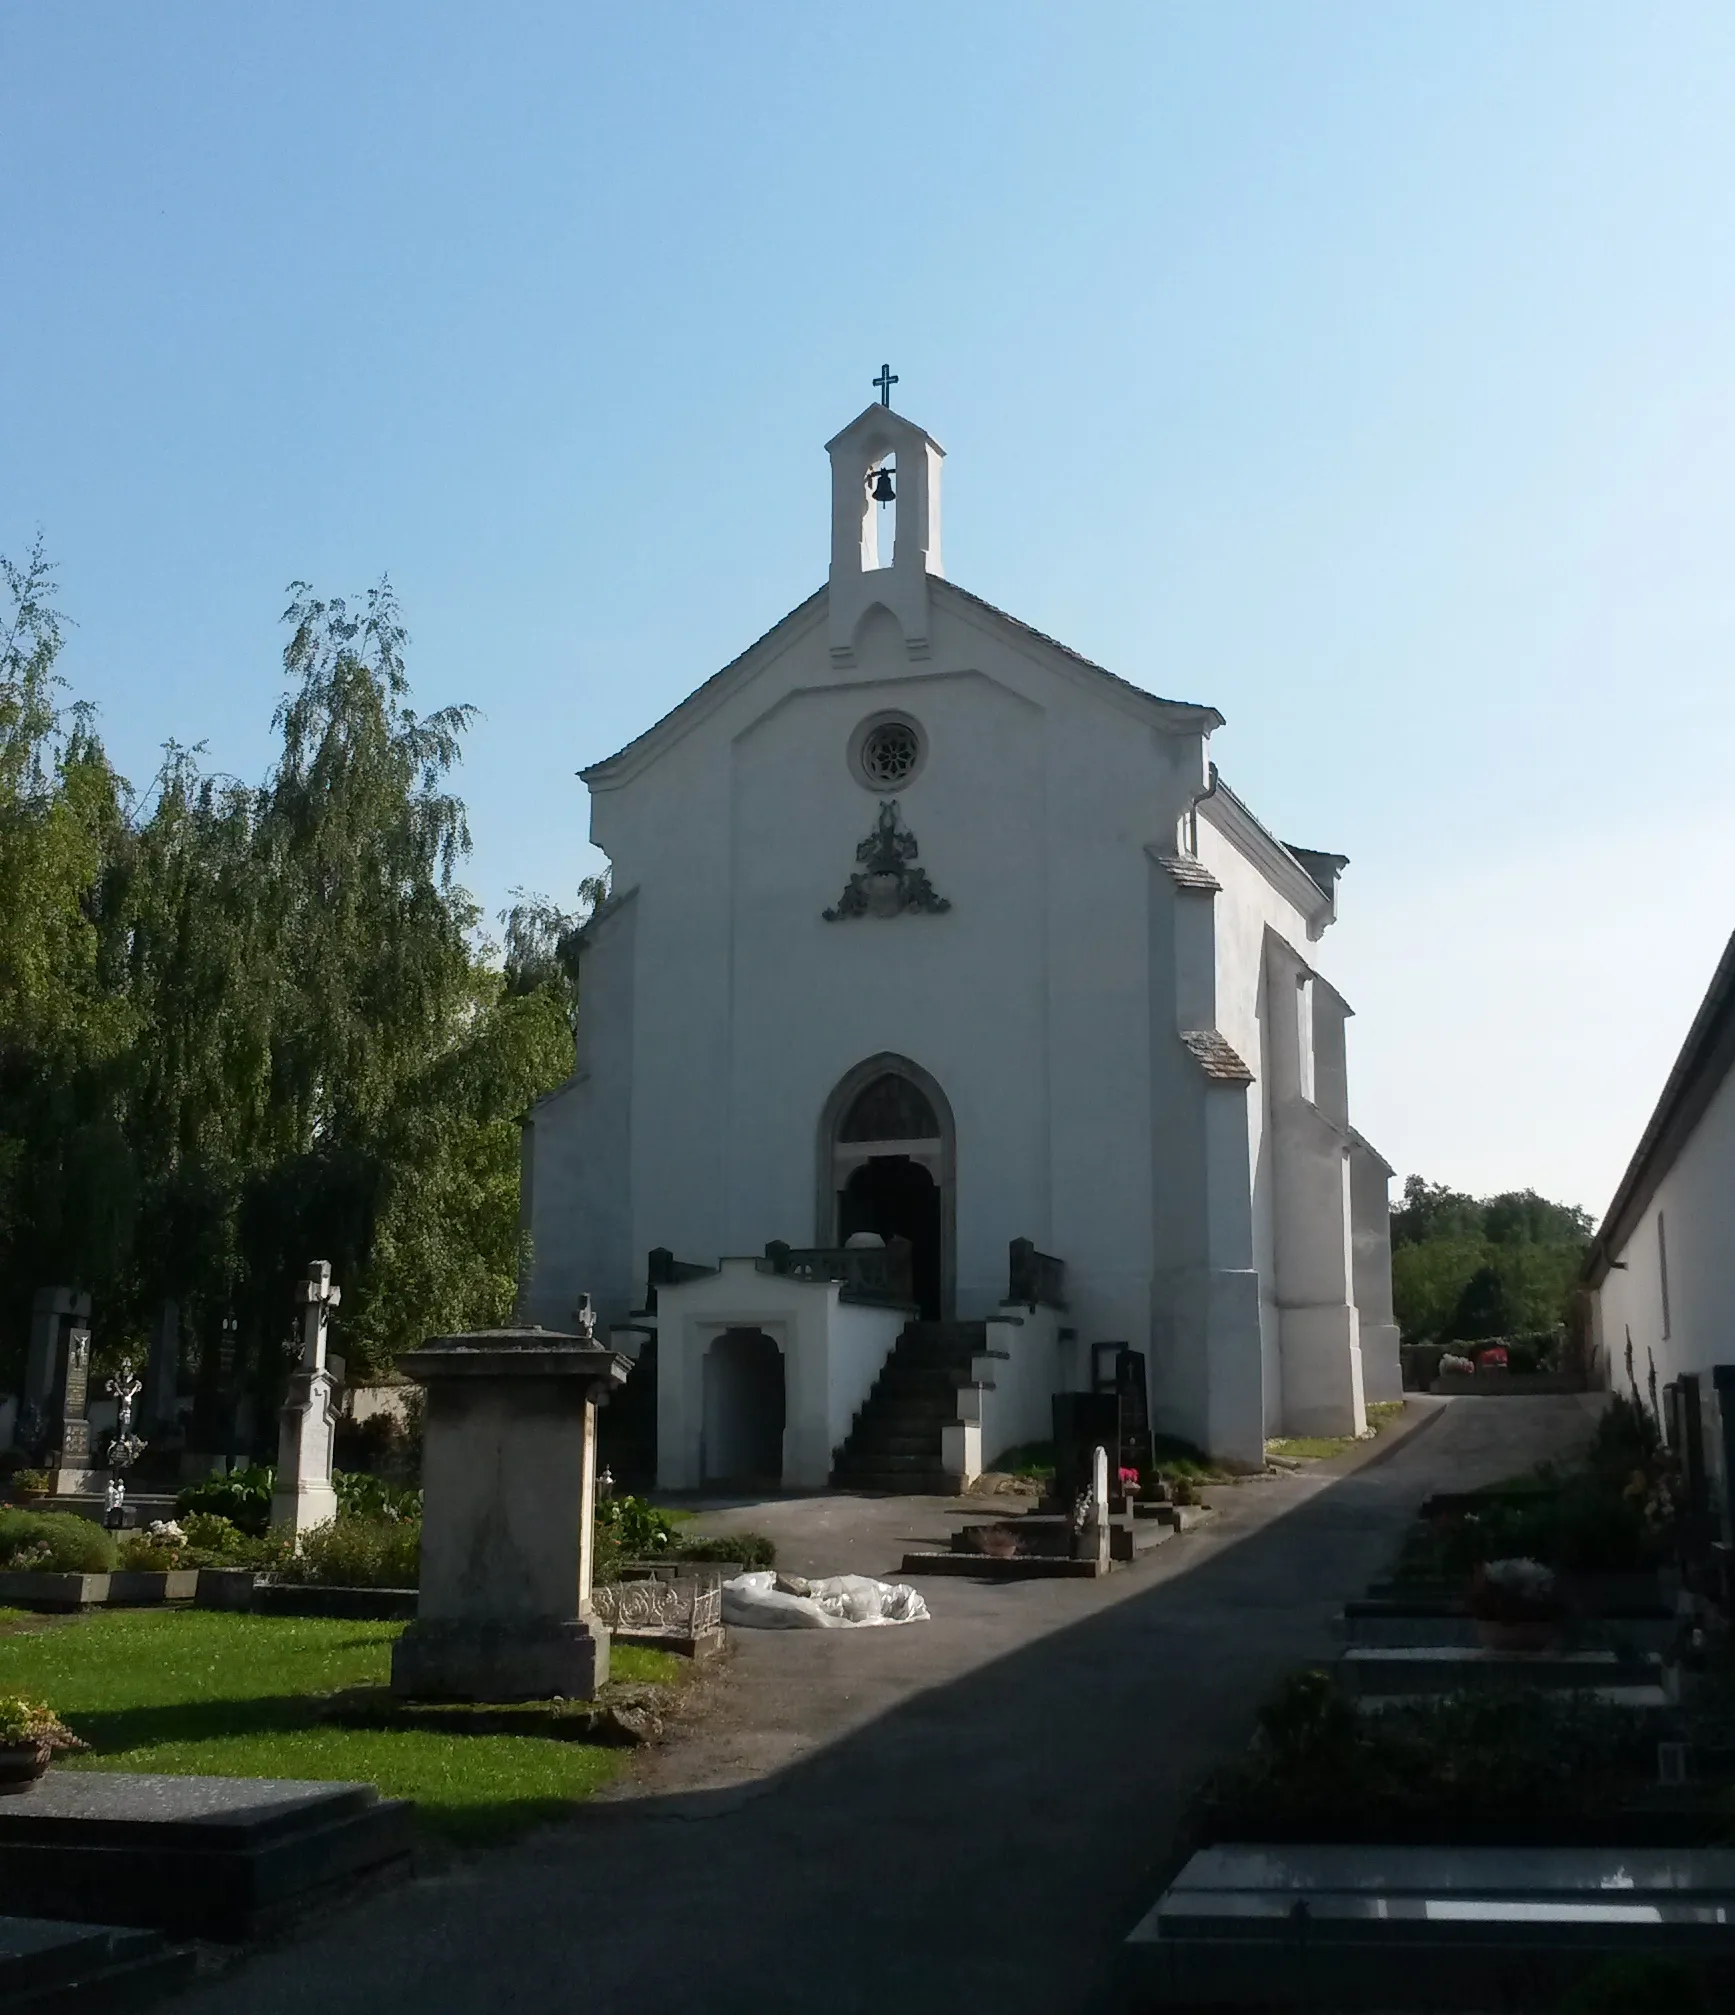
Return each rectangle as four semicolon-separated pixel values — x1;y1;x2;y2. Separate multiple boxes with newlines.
0;1771;412;1939
1127;1843;1735;2010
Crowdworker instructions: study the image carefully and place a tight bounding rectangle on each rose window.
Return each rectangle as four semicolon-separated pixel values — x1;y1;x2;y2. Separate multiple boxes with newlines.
859;720;921;788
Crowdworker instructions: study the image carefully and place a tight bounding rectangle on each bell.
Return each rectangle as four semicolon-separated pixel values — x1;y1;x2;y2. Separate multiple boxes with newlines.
870;467;896;504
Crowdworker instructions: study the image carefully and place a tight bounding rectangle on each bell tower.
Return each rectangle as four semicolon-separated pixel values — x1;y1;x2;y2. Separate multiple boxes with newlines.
826;384;945;665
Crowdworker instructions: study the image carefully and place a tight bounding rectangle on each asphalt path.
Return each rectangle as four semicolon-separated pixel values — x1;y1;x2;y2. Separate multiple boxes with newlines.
163;1395;1603;2015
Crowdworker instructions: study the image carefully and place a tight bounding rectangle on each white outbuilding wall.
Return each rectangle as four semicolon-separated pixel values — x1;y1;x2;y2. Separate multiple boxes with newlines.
1589;933;1735;1401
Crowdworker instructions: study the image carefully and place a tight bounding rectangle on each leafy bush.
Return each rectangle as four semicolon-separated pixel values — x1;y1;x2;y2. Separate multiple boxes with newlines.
278;1514;421;1588
333;1471;421;1521
9;1469;50;1494
0;1510;119;1574
1194;1671;1656;1844
117;1535;184;1571
175;1465;275;1536
595;1494;681;1558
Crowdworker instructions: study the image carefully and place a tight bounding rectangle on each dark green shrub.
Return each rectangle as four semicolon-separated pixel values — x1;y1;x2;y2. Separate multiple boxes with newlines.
595;1494;680;1558
669;1532;776;1570
175;1465;275;1536
176;1513;288;1571
117;1534;183;1570
1554;1956;1707;2014
279;1514;420;1588
1196;1677;1654;1844
0;1510;119;1573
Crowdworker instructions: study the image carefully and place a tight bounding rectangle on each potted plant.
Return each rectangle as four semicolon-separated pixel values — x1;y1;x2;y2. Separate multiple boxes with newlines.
1467;1557;1566;1653
10;1470;51;1505
0;1696;86;1792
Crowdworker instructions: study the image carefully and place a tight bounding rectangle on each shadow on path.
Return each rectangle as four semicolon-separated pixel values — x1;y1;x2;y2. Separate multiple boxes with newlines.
164;1398;1602;2015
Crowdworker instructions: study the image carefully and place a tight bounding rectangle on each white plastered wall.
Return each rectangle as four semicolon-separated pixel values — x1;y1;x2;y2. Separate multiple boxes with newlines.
653;1261;904;1490
545;581;1207;1364
1194;817;1369;1439
1592;1064;1735;1401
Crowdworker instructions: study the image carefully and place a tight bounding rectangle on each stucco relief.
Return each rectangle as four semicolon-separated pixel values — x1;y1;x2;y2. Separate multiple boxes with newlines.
823;799;952;921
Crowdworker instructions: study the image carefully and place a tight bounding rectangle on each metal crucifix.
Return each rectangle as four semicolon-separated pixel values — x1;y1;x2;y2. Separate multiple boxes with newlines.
873;363;898;407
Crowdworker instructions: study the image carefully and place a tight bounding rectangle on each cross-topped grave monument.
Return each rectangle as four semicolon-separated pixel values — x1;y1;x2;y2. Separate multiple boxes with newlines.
269;1262;341;1541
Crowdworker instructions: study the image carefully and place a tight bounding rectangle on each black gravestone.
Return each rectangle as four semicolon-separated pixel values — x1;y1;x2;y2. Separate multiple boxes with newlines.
1115;1348;1154;1480
1052;1392;1119;1509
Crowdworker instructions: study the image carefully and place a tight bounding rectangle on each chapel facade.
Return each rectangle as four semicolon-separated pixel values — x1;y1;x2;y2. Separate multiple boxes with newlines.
521;396;1400;1490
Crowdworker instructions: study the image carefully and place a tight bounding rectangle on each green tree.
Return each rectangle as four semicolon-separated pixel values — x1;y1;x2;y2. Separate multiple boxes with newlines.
0;553;580;1404
1390;1174;1593;1345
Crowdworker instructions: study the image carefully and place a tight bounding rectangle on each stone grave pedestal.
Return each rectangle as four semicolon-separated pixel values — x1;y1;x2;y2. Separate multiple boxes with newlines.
392;1327;631;1702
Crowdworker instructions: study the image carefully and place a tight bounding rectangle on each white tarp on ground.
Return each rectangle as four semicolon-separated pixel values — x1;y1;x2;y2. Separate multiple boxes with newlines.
721;1570;931;1630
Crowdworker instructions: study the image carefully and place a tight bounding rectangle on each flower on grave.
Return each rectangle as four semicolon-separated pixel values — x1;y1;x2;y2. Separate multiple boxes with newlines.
1467;1556;1565;1624
0;1696;86;1761
1118;1467;1140;1489
146;1520;187;1545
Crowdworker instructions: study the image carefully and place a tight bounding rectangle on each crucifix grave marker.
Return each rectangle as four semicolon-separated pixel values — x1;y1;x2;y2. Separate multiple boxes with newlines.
270;1261;341;1542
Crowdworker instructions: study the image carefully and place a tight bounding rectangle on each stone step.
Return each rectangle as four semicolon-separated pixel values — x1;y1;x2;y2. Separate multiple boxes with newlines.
899;1550;1108;1580
832;1474;962;1496
0;1916;197;2010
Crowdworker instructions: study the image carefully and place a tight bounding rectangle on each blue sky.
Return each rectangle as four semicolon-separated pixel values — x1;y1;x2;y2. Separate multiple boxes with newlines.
4;2;1733;1216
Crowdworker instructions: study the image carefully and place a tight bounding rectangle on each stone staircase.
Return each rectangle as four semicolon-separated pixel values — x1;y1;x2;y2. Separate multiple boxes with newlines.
830;1320;989;1493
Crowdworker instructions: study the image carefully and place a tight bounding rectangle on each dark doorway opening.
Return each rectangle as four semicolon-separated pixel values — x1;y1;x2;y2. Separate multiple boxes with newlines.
840;1156;941;1320
702;1328;785;1487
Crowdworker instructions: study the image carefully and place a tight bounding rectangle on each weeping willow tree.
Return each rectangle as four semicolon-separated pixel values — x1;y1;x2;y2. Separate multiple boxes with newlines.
0;556;578;1405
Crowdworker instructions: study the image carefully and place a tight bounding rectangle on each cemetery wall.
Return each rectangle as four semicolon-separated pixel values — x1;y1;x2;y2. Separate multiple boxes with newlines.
1592;1056;1735;1396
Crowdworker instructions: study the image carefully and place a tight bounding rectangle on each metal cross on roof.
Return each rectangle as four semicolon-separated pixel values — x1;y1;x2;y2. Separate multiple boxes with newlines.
873;363;898;407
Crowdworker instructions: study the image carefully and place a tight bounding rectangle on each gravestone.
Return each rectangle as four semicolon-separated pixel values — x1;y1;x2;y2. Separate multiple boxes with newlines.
52;1313;96;1495
392;1317;630;1700
145;1300;181;1437
1076;1442;1112;1571
1115;1348;1154;1479
269;1264;340;1541
1705;1369;1735;1546
1051;1391;1119;1510
19;1290;90;1456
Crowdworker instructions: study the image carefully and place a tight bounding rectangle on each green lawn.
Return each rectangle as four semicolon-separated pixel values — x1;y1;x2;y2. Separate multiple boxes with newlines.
1268;1399;1408;1463
0;1609;681;1845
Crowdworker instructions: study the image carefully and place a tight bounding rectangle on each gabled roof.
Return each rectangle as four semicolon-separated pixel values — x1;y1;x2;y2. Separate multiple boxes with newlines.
579;576;1221;787
1201;778;1343;931
1586;930;1735;1288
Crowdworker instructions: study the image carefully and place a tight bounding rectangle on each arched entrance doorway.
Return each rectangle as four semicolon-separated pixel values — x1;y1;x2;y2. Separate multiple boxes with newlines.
820;1056;955;1320
701;1328;785;1487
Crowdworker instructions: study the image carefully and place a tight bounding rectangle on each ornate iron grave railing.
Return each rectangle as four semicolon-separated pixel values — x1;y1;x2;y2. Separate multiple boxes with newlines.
591;1572;723;1639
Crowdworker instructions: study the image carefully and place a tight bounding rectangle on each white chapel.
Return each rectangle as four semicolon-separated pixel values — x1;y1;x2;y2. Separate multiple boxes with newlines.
521;391;1400;1491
